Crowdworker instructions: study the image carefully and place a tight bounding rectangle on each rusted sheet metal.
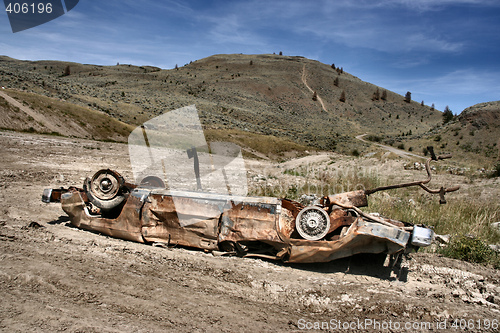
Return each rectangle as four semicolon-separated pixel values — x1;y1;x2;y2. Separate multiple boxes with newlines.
219;200;282;244
141;190;283;250
42;188;63;203
285;218;410;263
43;187;88;203
323;190;368;208
277;204;296;239
61;190;145;243
149;189;279;205
141;191;225;250
328;208;356;234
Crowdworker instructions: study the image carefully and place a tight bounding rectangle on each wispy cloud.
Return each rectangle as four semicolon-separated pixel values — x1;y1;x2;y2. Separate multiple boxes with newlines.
388;0;500;11
423;69;500;95
371;68;500;111
204;14;266;46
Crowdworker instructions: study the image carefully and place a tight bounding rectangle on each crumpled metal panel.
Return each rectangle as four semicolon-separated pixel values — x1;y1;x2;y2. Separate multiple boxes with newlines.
61;190;145;243
140;190;281;249
218;200;282;244
328;208;356;235
285;218;410;263
141;191;225;250
277;204;296;239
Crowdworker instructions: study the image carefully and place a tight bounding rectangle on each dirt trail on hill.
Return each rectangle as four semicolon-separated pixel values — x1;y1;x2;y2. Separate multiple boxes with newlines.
0;130;499;332
356;133;426;160
301;65;328;113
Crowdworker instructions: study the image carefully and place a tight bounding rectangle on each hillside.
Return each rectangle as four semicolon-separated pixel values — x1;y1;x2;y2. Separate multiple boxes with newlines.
390;101;500;168
0;89;134;142
0;54;443;153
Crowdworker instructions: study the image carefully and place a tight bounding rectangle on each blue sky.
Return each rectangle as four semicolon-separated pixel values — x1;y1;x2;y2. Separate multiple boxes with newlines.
1;0;499;113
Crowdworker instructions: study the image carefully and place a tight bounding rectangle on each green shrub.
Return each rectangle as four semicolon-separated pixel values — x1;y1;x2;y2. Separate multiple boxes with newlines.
490;162;500;178
284;169;302;177
439;235;499;267
366;135;382;143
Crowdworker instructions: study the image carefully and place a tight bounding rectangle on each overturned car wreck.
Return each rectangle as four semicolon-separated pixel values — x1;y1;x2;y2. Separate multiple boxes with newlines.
42;106;459;263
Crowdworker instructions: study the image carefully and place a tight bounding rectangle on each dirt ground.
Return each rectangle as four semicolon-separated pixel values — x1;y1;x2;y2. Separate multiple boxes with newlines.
0;130;499;332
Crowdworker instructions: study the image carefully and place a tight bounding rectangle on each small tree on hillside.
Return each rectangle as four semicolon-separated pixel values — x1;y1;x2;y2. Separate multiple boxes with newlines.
381;90;387;101
431;103;435;110
372;88;380;101
333;77;339;87
442;106;454;124
405;91;411;103
339;90;346;102
331;63;335;69
312;91;318;101
63;65;71;76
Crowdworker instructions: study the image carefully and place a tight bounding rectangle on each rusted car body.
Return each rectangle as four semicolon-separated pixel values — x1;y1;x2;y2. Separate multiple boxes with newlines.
42;105;459;263
43;162;457;263
44;184;412;263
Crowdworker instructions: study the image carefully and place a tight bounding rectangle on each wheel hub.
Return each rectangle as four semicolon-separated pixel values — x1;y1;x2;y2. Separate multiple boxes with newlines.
90;170;123;201
296;206;331;241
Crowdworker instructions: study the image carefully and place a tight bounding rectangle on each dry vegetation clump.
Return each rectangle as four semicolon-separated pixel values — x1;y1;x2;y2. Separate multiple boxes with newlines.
365;180;500;267
249;157;385;199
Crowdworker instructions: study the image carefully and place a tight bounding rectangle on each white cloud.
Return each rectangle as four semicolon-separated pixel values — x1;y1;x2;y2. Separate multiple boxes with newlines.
204;14;266;46
423;69;500;95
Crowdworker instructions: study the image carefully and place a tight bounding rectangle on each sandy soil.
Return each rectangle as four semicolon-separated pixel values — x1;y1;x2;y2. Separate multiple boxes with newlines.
0;130;499;332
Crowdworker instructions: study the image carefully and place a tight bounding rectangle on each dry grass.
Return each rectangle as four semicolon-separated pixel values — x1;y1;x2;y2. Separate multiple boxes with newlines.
368;190;500;244
4;89;134;142
249;157;500;246
204;128;311;160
